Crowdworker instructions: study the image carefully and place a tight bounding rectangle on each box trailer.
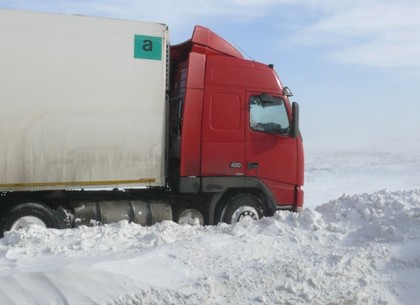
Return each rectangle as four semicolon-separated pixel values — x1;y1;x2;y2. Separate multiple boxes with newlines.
0;9;304;235
0;9;168;189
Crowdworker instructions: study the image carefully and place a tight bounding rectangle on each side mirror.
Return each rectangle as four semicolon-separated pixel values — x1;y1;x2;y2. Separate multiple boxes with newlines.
283;87;293;97
291;102;300;138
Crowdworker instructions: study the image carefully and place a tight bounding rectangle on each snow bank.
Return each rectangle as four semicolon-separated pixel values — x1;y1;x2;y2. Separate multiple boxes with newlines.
0;189;419;304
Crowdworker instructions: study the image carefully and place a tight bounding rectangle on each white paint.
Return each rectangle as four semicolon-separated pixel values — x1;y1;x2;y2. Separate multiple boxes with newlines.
0;9;168;189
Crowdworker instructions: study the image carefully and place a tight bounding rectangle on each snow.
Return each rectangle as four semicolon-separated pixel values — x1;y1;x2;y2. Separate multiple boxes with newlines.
1;150;420;304
305;151;420;208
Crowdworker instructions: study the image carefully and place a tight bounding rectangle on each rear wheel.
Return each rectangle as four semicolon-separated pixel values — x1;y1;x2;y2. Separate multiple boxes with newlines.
174;208;205;225
221;193;264;224
0;202;66;236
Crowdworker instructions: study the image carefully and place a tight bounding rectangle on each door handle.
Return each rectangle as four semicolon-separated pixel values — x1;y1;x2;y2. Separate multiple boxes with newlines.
247;162;259;169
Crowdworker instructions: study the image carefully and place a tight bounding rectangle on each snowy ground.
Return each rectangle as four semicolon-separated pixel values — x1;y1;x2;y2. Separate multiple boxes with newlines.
0;150;419;305
305;150;420;208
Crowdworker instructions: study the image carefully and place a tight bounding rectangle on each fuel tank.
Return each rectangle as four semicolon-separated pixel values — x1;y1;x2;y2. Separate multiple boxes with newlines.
74;200;172;227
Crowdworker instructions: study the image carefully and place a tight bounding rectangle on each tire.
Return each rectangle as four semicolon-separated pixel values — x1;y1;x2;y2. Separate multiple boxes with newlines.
0;202;66;237
221;193;264;224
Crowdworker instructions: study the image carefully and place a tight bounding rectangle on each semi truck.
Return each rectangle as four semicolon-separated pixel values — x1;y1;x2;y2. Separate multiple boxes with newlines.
0;9;304;236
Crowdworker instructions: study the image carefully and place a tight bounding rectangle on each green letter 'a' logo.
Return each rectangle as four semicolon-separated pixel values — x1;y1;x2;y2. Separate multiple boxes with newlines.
134;35;162;60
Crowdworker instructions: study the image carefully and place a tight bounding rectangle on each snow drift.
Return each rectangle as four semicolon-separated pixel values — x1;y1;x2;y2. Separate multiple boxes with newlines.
0;189;419;305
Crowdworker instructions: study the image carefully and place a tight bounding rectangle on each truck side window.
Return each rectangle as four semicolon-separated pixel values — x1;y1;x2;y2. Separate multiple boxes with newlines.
249;95;290;134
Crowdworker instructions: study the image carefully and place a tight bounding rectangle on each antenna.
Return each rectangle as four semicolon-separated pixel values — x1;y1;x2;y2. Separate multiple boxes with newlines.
232;41;254;60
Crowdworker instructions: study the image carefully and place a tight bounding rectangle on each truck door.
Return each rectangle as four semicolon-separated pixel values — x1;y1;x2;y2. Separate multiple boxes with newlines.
201;88;245;176
245;93;297;189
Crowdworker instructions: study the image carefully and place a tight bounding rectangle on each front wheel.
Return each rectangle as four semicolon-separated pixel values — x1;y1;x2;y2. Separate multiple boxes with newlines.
221;193;264;224
0;202;66;237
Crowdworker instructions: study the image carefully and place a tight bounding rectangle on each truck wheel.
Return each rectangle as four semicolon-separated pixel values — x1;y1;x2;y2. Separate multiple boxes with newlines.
174;208;205;225
0;203;66;236
221;193;263;224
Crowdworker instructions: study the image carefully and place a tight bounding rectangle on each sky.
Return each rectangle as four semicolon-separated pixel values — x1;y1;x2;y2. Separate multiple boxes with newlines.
1;0;419;153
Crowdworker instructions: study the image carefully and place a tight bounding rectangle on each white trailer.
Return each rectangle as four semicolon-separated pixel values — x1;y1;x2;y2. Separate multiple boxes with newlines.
0;9;169;191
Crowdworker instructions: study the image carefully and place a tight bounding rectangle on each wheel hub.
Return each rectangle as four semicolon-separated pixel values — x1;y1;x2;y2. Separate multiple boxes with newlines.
10;216;47;231
238;210;258;221
231;206;260;223
177;209;204;225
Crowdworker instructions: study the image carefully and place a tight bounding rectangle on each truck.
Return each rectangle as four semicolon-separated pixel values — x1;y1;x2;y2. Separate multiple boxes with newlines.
0;9;304;236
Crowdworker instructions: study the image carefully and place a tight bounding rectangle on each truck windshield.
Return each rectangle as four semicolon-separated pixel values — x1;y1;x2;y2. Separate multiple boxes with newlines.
249;95;290;134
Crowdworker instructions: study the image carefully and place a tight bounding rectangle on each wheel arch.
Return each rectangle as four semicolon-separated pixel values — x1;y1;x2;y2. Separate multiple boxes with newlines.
201;177;277;224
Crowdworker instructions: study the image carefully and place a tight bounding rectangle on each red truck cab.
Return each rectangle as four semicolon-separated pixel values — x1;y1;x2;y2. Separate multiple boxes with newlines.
169;26;304;224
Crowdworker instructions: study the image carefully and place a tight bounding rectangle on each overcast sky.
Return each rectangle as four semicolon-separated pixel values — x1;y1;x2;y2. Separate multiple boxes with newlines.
1;0;419;152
